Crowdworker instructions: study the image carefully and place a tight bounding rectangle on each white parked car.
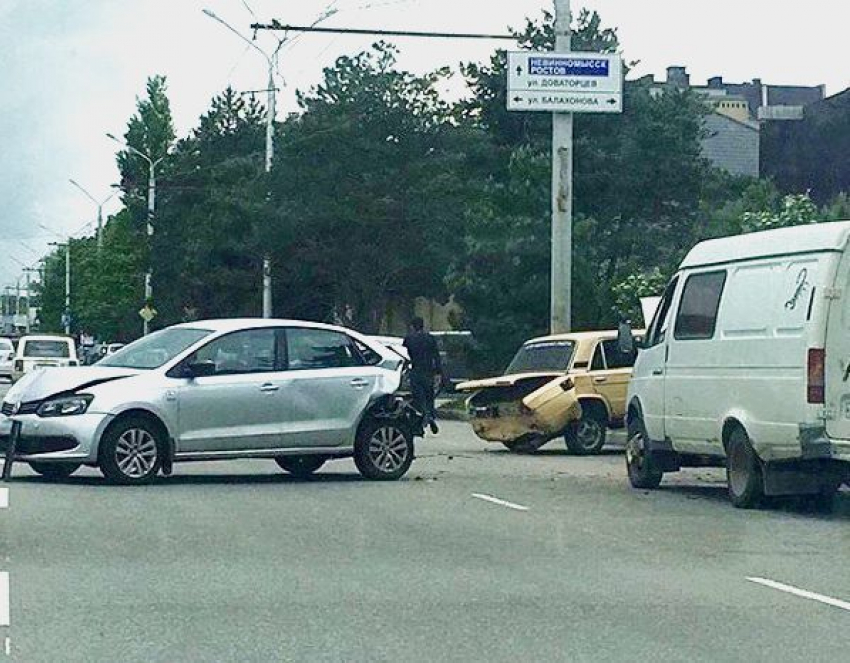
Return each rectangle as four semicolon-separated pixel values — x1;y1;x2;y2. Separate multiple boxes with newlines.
11;335;79;382
623;220;850;510
0;337;15;380
0;319;423;484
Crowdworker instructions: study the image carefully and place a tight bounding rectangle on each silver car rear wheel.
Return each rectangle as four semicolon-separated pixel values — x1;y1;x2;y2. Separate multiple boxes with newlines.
354;419;414;481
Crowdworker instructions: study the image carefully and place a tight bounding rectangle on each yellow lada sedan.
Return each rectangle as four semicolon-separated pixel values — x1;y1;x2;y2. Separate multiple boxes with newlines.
456;330;640;454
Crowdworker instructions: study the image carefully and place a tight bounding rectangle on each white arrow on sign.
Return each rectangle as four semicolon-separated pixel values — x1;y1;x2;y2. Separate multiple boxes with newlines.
508;91;622;114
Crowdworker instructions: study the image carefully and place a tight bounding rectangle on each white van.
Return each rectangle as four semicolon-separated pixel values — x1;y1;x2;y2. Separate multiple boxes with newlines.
623;220;850;510
11;334;79;382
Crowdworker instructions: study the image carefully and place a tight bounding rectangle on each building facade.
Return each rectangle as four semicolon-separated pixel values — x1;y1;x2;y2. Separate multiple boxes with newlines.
640;66;826;178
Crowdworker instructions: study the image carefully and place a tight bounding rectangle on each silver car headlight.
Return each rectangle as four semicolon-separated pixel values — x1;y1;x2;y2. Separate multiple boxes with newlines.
36;395;94;417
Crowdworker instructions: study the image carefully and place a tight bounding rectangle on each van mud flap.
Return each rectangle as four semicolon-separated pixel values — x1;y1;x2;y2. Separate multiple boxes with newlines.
762;459;849;496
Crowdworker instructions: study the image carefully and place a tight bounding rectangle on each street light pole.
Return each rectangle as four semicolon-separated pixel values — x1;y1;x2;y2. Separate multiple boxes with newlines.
107;133;164;336
203;8;287;319
69;179;115;252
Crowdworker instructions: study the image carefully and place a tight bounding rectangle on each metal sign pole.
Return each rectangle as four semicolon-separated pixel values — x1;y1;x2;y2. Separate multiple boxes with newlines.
551;0;573;334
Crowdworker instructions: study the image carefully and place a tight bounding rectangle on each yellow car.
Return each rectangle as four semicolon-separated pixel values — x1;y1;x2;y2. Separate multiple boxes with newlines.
456;330;640;454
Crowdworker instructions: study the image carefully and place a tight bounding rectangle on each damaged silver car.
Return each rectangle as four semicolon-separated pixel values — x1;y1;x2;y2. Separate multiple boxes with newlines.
0;319;422;484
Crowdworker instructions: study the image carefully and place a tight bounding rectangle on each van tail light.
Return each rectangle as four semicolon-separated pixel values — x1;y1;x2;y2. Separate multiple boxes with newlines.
807;348;825;404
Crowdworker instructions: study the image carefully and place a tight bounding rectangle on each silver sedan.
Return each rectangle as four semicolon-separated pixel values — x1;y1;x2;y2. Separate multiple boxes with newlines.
0;319;421;484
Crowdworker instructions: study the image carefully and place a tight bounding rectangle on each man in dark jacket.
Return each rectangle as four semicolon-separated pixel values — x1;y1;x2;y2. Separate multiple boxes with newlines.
403;317;443;434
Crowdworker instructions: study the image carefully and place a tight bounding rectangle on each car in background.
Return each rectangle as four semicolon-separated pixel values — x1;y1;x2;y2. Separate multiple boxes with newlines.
11;335;79;382
0;319;423;484
457;329;642;454
369;335;409;361
0;337;15;381
104;342;125;356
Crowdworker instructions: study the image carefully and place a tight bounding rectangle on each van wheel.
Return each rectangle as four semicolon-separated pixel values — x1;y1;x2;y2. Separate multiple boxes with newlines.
565;408;607;455
625;416;663;489
275;455;326;478
806;485;839;514
726;427;764;509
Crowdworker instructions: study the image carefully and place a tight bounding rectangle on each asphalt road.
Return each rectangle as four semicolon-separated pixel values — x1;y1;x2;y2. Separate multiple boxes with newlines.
3;385;850;662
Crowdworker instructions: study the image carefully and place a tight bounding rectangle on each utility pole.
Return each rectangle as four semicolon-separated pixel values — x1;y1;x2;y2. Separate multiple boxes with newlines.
64;243;70;335
261;56;275;318
24;269;30;333
551;0;573;333
49;241;71;335
204;8;283;319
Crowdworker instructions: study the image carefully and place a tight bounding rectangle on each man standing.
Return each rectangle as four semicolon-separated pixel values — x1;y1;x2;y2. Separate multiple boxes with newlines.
403;317;443;434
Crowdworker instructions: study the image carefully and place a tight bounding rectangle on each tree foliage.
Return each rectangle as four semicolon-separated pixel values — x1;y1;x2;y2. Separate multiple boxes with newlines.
266;44;476;332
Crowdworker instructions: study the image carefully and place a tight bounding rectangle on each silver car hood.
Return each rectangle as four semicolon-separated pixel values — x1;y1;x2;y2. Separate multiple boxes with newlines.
5;366;141;403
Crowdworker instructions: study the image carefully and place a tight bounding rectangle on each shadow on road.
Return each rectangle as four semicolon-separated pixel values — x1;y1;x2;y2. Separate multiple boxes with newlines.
658;482;850;519
5;471;369;488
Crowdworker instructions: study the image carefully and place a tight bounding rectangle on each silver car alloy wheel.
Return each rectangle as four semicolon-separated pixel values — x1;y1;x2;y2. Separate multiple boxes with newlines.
115;428;158;479
368;425;409;473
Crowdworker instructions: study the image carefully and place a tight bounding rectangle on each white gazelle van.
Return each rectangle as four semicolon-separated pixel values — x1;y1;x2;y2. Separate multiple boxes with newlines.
623;220;850;509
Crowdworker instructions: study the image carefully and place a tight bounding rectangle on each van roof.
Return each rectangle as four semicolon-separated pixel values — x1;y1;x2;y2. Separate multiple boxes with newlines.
681;220;850;270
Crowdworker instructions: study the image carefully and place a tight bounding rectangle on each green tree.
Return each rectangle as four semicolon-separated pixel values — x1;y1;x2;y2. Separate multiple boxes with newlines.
151;87;267;324
740;192;819;233
266;43;475;332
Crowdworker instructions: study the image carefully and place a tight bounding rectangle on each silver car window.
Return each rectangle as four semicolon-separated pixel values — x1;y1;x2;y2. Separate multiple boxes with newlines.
99;327;212;369
286;328;363;370
193;329;277;375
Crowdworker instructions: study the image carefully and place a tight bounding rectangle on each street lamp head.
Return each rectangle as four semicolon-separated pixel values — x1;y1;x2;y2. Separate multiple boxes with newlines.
202;8;218;19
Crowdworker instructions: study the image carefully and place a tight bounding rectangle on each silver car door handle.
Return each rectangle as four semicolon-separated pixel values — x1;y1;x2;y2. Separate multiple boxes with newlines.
260;383;280;392
350;378;370;388
652;369;664;376
593;377;608;384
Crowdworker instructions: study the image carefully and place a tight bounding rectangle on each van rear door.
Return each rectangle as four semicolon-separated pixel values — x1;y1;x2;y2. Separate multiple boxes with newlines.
825;249;850;440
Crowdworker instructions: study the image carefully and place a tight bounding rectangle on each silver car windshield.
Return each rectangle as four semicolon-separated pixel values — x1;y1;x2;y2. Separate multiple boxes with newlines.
98;328;213;369
504;340;575;375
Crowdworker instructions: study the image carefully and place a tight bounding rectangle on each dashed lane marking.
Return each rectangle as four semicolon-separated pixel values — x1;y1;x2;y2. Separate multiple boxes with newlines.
0;572;8;627
471;493;529;511
747;577;850;612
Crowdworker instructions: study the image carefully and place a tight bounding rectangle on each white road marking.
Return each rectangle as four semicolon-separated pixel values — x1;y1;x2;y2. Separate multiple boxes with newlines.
3;637;8;657
0;572;8;627
747;577;850;612
471;493;529;511
0;487;7;509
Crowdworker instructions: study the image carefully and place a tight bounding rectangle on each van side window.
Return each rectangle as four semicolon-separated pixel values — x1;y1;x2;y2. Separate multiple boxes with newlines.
645;276;679;348
674;271;727;340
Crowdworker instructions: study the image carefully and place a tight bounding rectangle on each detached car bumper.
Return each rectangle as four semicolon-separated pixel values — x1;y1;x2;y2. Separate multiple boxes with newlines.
0;412;110;463
457;374;581;443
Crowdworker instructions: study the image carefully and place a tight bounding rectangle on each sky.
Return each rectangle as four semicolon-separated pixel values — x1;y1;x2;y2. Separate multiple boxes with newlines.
1;0;848;289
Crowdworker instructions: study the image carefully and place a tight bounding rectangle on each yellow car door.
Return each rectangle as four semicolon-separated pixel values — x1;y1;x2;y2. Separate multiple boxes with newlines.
589;339;637;422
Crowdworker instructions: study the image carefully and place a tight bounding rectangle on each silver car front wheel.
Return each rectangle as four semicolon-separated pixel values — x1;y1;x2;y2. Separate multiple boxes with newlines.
100;417;163;484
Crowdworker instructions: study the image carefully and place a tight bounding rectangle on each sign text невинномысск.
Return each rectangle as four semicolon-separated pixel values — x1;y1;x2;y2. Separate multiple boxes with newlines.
528;57;610;78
